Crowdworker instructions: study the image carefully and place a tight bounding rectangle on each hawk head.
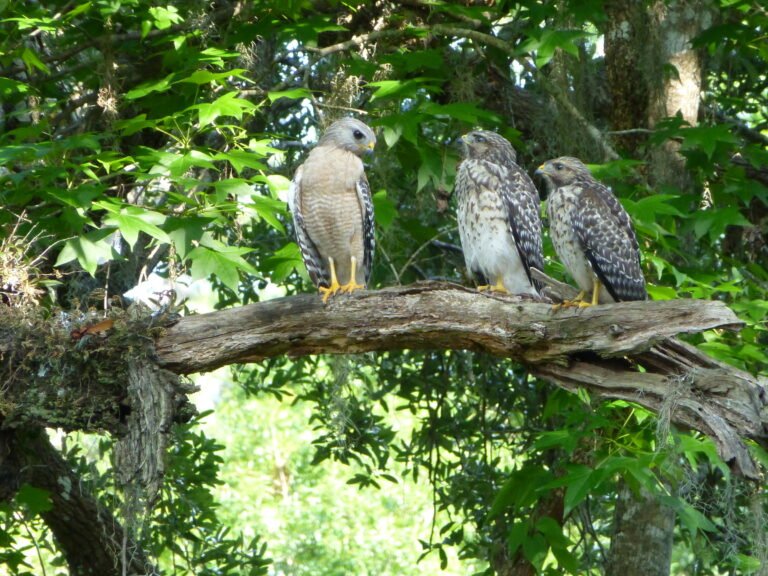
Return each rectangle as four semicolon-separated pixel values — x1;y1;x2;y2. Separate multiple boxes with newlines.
460;130;517;165
318;117;376;156
535;156;592;187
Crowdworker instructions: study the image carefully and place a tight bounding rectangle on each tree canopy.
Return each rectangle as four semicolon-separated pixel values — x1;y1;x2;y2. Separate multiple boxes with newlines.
0;1;766;575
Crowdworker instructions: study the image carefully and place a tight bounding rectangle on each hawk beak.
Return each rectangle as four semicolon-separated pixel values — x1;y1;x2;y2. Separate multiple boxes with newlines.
367;141;375;150
534;164;547;176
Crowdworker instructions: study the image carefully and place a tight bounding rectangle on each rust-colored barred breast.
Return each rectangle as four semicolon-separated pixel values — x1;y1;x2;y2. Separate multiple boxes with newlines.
299;147;367;287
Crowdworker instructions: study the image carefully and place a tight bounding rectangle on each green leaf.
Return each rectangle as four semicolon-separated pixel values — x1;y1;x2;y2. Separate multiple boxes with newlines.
125;74;175;100
55;232;117;276
367;78;441;100
15;485;53;514
0;77;30;98
267;88;312;102
195;92;257;126
532;429;578;453
250;195;288;232
177;69;250;85
562;464;594;515
187;240;258;291
489;466;553;518
264;242;305;284
21;47;49;74
506;520;529;557
166;216;211;260
680;124;739;158
148;5;183;30
522;30;591;67
214;178;255;198
373;190;397;230
102;208;170;249
692;207;752;241
214;150;267;173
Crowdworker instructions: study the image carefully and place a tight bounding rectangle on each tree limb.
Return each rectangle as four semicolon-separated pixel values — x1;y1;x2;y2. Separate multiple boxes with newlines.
1;284;765;478
154;282;767;478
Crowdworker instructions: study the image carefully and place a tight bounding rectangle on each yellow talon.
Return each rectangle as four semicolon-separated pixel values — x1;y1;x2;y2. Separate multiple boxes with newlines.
553;290;587;310
339;256;366;294
319;257;342;304
553;280;602;310
478;278;508;294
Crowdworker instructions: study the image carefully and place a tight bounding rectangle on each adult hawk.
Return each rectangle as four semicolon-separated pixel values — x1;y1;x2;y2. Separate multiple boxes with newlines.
455;130;544;295
536;156;646;305
288;117;376;303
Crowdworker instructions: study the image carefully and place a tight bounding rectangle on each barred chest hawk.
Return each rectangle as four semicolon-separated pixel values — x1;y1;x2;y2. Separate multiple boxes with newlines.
455;130;544;295
288;118;376;303
536;156;646;305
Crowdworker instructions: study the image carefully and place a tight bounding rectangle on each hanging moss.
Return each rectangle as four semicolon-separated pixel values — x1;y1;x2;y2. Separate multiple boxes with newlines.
0;304;191;434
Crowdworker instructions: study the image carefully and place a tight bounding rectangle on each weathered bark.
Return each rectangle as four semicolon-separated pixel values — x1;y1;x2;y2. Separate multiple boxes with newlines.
606;482;675;576
605;0;653;154
1;283;765;478
156;283;741;371
647;0;714;188
0;428;156;576
153;282;765;477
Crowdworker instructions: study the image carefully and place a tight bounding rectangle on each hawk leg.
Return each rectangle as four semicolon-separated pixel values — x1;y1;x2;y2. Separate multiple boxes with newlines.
319;257;342;304
340;256;366;294
589;278;601;306
477;278;508;294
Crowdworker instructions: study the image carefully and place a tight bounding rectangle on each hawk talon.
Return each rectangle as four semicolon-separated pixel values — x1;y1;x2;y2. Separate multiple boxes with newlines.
339;255;366;294
340;279;365;294
319;256;342;304
552;290;587;310
477;278;508;294
319;282;341;304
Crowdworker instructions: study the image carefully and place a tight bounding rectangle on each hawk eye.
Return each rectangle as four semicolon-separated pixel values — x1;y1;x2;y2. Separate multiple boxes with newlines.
353;129;365;140
554;162;564;170
473;134;485;143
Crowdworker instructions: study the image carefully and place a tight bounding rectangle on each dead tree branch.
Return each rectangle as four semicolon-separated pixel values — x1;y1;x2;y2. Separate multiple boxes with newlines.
154;282;767;478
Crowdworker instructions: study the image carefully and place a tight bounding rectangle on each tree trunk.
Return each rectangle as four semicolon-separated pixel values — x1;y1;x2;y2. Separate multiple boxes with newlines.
606;482;675;576
605;0;653;155
604;2;716;569
0;428;156;576
647;0;714;188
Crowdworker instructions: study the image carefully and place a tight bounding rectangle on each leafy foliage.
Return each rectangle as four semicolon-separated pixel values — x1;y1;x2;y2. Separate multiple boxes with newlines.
0;0;766;574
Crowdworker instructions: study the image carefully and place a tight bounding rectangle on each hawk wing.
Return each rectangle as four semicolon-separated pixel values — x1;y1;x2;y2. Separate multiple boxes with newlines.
500;163;545;292
573;183;646;301
356;172;375;284
288;164;330;288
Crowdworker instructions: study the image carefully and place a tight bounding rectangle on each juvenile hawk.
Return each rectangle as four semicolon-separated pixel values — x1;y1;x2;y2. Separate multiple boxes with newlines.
536;156;646;305
288;118;376;303
455;130;543;295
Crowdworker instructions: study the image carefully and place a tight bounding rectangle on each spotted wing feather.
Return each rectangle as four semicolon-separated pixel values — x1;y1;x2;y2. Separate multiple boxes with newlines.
500;163;545;292
288;166;330;288
356;173;375;284
573;183;646;301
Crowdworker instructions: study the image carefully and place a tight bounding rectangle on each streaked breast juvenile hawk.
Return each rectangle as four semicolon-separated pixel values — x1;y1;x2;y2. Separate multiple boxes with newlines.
536;156;646;305
288;117;376;303
455;130;544;296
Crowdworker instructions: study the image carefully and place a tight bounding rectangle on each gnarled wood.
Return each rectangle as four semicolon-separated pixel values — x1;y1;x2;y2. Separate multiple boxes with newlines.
155;282;767;478
156;283;742;370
